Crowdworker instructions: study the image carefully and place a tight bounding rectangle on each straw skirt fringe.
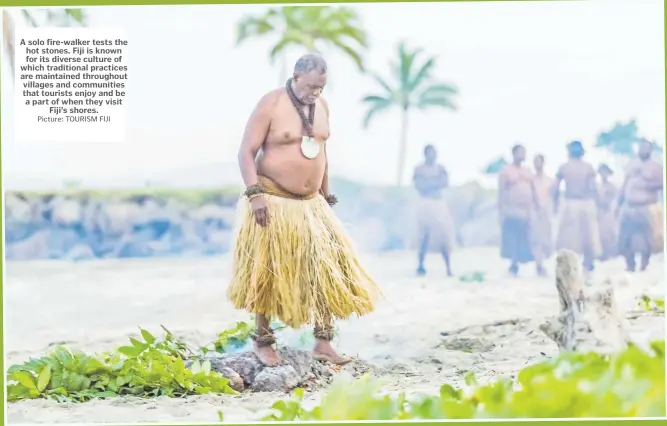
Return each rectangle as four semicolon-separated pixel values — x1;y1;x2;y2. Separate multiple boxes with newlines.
618;202;664;255
413;197;456;252
227;192;380;329
555;199;602;258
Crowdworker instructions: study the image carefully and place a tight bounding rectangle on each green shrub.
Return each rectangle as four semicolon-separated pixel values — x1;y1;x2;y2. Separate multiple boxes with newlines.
7;327;236;402
257;341;665;421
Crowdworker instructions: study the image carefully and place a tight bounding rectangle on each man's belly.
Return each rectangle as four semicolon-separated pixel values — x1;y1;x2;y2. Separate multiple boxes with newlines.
257;147;326;196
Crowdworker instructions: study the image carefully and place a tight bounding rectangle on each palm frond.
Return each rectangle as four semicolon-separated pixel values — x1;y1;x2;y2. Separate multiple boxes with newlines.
362;100;392;129
3;10;16;75
235;16;275;46
421;83;458;96
395;42;422;90
407;57;435;92
361;94;391;104
417;96;457;111
21;10;38;27
329;39;365;71
371;74;395;96
63;8;85;25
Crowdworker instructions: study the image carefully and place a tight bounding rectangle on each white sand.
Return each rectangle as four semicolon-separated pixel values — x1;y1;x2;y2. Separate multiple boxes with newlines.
5;248;665;424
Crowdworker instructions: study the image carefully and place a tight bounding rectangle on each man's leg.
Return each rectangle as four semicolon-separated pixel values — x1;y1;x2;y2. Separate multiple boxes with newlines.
312;316;351;366
508;219;520;276
417;232;429;276
640;225;652;271
253;314;285;366
533;243;547;276
440;246;453;277
618;215;636;272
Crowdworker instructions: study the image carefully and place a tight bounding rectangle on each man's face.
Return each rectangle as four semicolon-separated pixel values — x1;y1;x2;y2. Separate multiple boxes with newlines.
599;169;611;180
514;147;526;163
533;156;544;172
638;141;653;160
293;71;327;105
425;147;437;162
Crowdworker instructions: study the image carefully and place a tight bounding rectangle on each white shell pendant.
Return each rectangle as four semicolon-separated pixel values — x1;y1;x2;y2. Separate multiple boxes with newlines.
301;136;321;159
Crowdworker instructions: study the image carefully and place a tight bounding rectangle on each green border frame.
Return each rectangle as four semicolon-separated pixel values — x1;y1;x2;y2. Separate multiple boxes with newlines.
0;0;665;425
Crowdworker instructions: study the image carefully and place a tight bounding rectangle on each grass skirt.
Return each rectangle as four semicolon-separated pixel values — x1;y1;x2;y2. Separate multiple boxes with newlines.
227;177;381;329
555;199;601;258
412;197;456;252
618;202;664;255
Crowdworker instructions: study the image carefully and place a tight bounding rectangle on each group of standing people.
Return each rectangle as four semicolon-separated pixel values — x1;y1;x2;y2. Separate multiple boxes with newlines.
226;53;663;368
412;140;664;277
499;139;663;276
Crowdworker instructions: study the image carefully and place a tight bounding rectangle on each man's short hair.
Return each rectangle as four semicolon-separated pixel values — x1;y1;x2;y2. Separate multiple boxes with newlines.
424;144;436;154
511;144;524;154
294;53;327;75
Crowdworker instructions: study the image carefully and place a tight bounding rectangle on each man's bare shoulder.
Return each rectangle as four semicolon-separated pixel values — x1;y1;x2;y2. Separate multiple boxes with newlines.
255;88;285;112
414;163;427;174
318;97;330;116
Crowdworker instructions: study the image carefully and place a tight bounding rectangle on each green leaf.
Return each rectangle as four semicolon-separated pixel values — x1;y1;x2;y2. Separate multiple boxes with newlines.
11;371;38;390
139;328;156;345
129;338;149;351
118;345;143;358
37;366;52;392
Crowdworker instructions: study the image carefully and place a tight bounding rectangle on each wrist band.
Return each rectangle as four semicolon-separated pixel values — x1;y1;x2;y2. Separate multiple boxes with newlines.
243;184;264;198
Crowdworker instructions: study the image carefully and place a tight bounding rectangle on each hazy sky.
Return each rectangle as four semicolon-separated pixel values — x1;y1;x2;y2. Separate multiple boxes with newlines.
2;0;665;188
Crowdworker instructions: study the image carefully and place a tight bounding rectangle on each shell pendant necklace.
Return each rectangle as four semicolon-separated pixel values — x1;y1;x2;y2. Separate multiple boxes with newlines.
286;78;320;159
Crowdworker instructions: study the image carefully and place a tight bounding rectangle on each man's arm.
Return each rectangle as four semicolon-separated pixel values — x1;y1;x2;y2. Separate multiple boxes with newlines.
498;168;507;217
237;91;278;188
552;166;563;213
320;97;331;195
640;162;664;191
587;165;599;203
441;166;449;189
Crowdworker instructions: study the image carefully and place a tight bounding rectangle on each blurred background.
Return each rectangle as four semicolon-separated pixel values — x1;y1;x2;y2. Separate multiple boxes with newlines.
2;0;665;261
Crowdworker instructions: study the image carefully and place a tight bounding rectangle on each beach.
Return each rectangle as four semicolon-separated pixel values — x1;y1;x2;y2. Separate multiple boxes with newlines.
5;247;665;424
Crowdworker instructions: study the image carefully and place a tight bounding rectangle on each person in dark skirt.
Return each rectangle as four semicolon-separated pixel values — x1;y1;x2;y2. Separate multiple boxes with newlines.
498;144;540;276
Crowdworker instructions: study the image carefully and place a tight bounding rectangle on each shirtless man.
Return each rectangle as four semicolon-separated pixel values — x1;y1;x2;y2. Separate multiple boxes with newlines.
412;144;455;277
498;145;539;276
616;140;664;271
530;154;554;276
227;53;380;366
596;164;618;261
553;141;601;272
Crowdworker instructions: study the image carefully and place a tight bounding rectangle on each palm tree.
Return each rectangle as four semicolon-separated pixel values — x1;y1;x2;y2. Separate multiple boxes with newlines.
483;157;508;175
361;42;458;186
235;6;368;81
3;9;86;77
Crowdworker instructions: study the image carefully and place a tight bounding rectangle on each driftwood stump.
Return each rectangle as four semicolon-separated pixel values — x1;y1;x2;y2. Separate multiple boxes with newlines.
539;250;629;354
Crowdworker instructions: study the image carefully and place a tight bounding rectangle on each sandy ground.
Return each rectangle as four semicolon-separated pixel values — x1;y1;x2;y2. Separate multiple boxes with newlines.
5;248;665;424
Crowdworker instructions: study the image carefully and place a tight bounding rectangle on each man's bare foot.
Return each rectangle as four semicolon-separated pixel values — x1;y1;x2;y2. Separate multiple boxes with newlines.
254;343;288;367
417;266;426;276
313;340;352;366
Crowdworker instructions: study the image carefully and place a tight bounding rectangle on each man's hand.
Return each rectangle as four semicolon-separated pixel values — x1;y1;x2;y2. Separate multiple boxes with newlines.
250;196;270;227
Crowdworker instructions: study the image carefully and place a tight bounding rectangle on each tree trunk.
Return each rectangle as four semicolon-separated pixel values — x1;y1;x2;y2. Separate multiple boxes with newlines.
539;249;630;354
396;108;409;186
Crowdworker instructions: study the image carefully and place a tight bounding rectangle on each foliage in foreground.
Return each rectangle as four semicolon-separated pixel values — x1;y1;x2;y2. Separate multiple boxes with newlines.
7;327;236;402
256;341;665;421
